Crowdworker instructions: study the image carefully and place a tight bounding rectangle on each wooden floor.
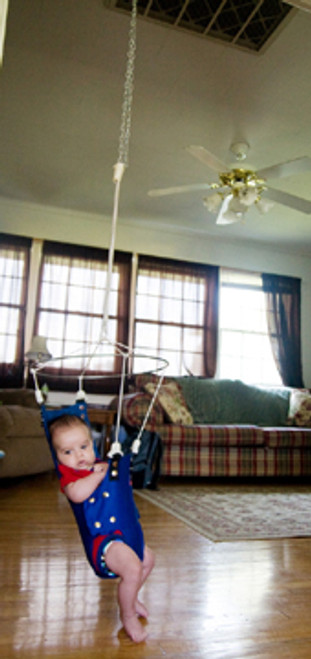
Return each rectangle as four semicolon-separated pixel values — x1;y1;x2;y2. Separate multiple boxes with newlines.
1;474;311;659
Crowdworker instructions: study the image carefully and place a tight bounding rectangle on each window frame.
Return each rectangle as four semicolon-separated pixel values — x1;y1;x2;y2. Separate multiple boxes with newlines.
133;255;218;377
217;268;282;387
0;234;31;387
34;241;132;393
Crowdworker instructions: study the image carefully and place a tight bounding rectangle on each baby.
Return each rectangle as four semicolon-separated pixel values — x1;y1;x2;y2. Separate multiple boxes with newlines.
50;414;155;643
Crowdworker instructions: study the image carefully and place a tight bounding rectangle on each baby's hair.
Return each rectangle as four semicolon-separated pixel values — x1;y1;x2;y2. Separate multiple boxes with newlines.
49;414;90;444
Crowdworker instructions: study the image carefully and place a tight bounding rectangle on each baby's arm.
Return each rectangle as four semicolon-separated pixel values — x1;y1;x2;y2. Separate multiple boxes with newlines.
64;463;108;503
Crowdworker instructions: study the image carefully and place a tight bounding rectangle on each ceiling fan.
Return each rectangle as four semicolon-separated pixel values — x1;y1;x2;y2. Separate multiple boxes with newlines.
148;142;311;225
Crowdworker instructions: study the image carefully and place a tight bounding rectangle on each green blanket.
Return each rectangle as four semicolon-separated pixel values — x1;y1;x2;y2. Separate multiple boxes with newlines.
176;378;290;427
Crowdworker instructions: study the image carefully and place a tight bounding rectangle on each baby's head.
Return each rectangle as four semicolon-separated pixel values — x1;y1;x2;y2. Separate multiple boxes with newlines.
50;414;96;471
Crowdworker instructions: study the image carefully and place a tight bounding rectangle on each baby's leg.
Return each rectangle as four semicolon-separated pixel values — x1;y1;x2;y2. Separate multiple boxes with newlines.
135;545;155;618
105;541;148;643
141;545;155;584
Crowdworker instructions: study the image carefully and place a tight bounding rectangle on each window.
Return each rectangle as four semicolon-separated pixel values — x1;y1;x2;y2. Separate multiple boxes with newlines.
0;234;290;391
133;256;218;377
217;269;282;386
0;235;30;386
35;242;131;389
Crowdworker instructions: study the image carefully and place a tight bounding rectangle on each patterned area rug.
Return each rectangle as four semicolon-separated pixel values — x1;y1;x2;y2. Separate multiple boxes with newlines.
137;482;311;541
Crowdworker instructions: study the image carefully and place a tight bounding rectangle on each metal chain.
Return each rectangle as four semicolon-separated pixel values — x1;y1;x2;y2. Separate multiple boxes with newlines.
117;0;137;167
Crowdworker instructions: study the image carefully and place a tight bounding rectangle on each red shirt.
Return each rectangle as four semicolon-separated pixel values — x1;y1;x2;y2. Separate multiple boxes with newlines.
58;461;106;493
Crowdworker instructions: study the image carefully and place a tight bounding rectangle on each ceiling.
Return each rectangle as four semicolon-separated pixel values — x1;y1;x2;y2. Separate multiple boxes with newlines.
1;0;311;256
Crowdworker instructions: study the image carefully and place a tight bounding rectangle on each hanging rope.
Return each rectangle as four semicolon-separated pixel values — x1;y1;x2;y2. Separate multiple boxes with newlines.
81;0;138;376
82;0;139;455
32;0;168;456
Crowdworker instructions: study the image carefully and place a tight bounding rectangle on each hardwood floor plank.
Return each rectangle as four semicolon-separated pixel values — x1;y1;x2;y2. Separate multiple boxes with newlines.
1;473;311;658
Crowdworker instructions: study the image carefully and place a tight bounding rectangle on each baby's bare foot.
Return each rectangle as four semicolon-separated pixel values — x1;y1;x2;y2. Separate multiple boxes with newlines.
122;614;148;643
135;599;149;618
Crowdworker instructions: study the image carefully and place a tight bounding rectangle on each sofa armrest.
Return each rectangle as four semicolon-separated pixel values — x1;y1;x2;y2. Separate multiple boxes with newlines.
110;392;165;428
0;405;53;478
0;388;38;408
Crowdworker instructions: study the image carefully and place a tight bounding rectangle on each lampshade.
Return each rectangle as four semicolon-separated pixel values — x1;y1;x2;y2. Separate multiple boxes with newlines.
216;194;245;225
203;192;223;212
25;335;52;362
256;198;274;214
238;186;259;207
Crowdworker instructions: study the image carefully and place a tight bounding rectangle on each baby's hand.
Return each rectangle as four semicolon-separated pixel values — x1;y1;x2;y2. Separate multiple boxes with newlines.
93;462;107;473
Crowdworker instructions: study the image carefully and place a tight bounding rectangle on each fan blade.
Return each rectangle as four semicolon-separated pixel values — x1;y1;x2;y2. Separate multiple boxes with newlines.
264;187;311;214
148;183;212;197
186;145;228;173
257;157;311;182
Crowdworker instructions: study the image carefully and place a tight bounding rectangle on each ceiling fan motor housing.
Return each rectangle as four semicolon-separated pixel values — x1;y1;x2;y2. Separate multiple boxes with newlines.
230;141;249;160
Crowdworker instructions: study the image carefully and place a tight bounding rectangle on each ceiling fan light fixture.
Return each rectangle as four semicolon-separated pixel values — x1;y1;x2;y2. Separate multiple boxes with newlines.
218;208;245;225
227;193;248;214
216;194;245;225
203;192;223;212
148;144;311;222
256;198;274;214
238;186;260;206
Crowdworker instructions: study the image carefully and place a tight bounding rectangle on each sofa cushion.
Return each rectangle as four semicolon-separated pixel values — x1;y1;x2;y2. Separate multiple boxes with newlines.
159;424;264;446
263;427;311;448
288;389;311;427
0;406;14;437
144;381;193;425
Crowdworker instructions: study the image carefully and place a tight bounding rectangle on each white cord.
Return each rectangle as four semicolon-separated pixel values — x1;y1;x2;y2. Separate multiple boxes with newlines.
32;0;168;458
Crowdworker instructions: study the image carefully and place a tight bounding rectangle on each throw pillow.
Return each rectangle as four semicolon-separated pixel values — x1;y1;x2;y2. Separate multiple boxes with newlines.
134;373;169;391
288;389;311;427
122;392;164;427
144;381;193;425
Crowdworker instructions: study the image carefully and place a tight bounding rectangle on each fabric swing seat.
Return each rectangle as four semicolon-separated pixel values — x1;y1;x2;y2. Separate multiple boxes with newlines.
41;400;144;579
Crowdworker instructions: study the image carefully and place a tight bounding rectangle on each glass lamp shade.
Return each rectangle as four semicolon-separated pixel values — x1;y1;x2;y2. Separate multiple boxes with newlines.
256;198;274;213
25;335;52;363
238;186;259;207
203;192;223;212
216;194;245;225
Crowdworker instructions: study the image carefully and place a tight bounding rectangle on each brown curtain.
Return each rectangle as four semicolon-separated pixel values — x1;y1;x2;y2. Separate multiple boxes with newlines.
203;264;219;377
262;273;304;387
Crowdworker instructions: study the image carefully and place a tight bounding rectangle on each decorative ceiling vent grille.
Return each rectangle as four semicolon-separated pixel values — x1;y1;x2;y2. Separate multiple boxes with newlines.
103;1;292;52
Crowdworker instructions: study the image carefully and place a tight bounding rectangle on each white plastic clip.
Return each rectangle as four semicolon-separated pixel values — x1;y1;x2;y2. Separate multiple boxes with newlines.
113;162;126;184
131;438;141;455
35;389;44;405
107;441;124;458
76;389;87;401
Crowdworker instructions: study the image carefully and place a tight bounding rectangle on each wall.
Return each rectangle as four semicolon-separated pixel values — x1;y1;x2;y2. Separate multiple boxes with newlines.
1;196;311;386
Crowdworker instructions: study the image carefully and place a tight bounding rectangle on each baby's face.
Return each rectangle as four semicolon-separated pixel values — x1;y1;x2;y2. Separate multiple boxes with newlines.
53;425;96;471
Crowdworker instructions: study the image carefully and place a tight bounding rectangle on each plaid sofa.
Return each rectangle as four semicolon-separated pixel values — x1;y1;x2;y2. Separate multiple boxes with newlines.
117;378;311;478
